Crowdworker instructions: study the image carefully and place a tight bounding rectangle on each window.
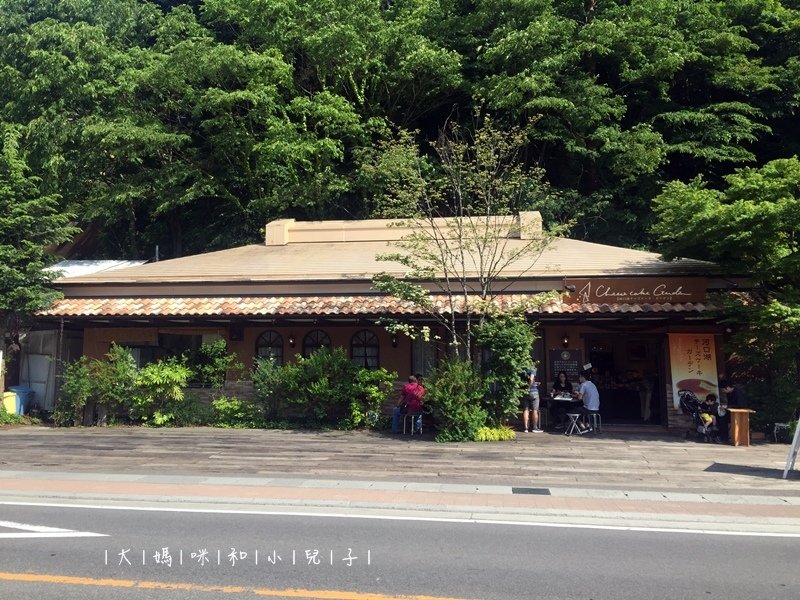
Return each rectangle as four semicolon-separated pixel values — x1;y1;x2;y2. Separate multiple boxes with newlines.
412;337;436;377
351;330;379;369
303;329;331;357
255;330;283;365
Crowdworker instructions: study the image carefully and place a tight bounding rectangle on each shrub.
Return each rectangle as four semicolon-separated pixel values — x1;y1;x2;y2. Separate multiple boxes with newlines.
53;344;137;426
425;358;487;442
345;367;396;429
212;395;263;428
130;357;193;426
53;356;93;426
171;393;215;426
194;340;244;389
290;348;360;424
253;350;396;428
0;403;29;425
252;357;299;419
474;426;517;441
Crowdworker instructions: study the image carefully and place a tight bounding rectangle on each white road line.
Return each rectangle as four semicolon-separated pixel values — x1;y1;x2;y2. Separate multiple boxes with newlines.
1;500;798;538
0;519;107;539
0;532;107;539
0;520;72;533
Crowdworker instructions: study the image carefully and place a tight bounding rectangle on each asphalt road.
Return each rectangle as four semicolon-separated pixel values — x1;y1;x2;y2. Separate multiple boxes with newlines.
0;503;797;600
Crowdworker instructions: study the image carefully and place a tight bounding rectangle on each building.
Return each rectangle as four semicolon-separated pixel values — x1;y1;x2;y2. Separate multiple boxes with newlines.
33;213;735;428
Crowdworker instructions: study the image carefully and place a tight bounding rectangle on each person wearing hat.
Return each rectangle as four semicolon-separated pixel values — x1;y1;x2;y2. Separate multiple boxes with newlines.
574;371;600;434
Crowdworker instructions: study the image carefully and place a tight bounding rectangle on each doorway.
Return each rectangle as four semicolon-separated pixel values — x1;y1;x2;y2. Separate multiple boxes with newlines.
585;334;665;425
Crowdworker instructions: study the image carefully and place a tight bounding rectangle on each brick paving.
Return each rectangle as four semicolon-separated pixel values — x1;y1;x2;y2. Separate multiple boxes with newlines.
1;425;798;533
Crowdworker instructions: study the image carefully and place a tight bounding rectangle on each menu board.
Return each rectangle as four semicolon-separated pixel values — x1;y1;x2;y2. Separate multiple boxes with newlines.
548;349;583;388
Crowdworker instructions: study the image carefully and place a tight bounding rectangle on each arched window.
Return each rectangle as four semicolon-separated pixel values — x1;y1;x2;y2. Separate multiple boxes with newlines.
302;329;331;357
255;331;283;365
351;330;379;369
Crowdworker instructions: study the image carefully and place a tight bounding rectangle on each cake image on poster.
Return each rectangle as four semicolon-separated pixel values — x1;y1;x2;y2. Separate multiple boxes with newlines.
676;378;717;398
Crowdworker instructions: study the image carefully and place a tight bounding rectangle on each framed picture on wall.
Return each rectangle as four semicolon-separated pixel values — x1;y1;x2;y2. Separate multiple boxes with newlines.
628;341;648;362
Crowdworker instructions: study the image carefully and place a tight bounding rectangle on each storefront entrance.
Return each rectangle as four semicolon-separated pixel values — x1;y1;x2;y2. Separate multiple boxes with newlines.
586;334;666;425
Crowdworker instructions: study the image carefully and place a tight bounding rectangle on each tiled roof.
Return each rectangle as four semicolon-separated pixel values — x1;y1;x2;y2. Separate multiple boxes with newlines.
39;295;715;318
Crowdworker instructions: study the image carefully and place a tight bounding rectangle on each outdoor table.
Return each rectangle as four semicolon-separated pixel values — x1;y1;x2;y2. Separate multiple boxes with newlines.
727;408;756;446
547;396;583;425
548;395;582;430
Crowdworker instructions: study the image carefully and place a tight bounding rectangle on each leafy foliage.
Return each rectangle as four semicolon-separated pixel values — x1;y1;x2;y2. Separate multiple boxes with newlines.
372;119;559;359
476;314;537;427
2;0;797;257
252;349;396;428
211;395;263;428
653;157;800;426
474;425;517;442
424;357;487;442
53;344;138;426
0;124;78;382
130;357;193;425
194;339;244;389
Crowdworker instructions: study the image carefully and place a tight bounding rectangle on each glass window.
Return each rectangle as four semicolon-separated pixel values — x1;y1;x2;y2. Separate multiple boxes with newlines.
303;329;331;357
351;330;379;369
412;337;436;377
255;330;283;365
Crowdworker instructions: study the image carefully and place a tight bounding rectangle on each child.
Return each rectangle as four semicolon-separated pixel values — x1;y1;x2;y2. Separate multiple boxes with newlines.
699;393;718;429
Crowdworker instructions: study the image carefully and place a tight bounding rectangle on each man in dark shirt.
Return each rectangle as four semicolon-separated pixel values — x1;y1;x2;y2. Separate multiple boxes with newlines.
720;380;745;407
717;379;745;442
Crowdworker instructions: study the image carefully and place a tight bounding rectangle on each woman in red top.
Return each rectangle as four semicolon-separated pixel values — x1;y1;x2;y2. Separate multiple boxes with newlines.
392;375;425;433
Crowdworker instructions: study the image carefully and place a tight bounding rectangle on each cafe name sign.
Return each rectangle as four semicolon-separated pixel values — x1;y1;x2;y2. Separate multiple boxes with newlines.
565;277;707;304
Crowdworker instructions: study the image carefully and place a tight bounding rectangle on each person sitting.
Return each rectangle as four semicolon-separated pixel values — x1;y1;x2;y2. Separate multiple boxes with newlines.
391;375;425;433
574;371;600;434
550;370;573;428
699;393;718;430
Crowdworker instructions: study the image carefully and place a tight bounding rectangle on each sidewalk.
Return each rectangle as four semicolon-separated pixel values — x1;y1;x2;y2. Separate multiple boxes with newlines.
1;425;799;534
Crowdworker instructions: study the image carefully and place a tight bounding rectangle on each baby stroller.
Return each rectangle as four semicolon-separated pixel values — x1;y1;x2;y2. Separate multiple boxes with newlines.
678;390;720;443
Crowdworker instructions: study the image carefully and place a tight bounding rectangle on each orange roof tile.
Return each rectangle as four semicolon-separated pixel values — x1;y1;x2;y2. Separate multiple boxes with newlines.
38;295;714;318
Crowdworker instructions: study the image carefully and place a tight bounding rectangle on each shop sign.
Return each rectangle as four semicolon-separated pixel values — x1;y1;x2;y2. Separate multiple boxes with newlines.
668;334;718;409
565;277;706;304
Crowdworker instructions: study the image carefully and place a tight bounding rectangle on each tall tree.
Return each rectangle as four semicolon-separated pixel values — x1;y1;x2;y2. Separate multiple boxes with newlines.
652;156;800;425
0;126;77;385
373;119;561;359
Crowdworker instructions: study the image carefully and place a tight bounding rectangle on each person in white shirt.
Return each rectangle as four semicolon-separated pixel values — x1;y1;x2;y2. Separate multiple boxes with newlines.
575;371;600;434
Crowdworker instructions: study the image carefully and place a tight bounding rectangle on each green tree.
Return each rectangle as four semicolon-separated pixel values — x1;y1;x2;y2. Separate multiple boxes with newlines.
476;313;537;427
0;125;76;385
652;156;800;426
373;119;560;359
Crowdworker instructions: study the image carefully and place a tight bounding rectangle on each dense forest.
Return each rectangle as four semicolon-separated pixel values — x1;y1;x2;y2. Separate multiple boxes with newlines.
1;0;798;259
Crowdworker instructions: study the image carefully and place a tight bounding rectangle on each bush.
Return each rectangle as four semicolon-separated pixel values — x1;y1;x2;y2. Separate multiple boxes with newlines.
212;395;263;428
53;344;138;426
425;358;487;442
474;426;517;441
252;357;298;419
0;403;30;425
130;357;193;426
346;367;396;429
53;356;93;426
194;340;244;389
253;349;396;428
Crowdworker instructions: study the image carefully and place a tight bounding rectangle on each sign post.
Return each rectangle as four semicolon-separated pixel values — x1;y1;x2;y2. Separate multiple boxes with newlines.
783;423;800;479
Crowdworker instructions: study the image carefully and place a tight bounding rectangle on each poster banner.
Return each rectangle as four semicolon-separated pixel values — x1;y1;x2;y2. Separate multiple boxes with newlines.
668;334;718;409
